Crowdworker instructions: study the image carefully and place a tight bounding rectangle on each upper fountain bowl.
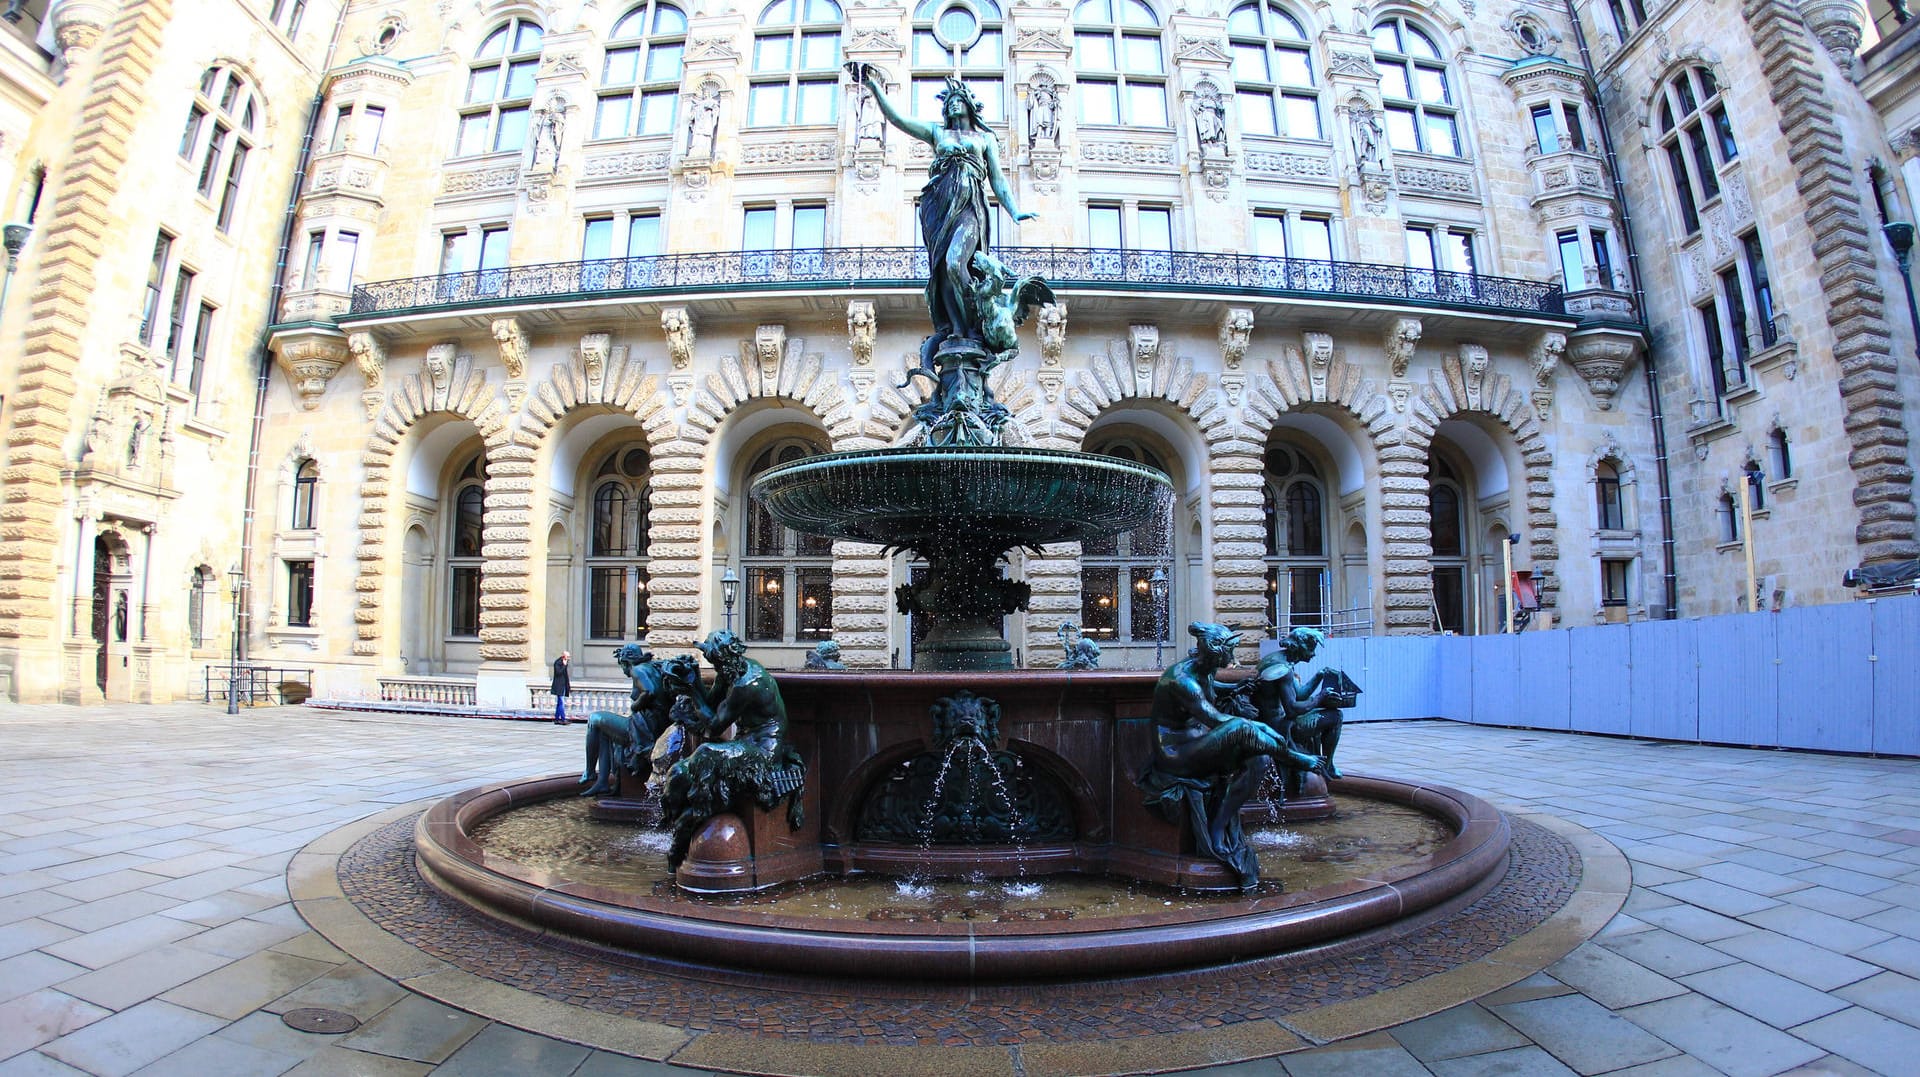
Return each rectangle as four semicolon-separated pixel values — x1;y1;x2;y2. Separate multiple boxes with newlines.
751;446;1175;552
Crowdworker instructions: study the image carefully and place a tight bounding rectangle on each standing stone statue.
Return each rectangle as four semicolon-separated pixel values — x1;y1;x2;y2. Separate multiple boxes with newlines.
685;84;720;158
1193;82;1227;153
1028;76;1060;148
530;98;565;171
1351;102;1385;171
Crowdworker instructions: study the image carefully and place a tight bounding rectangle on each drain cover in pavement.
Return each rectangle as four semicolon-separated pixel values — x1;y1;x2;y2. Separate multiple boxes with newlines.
282;1008;360;1034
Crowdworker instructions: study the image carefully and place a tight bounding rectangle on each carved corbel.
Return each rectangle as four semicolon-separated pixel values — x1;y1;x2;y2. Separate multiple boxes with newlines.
1388;380;1412;413
1530;330;1567;387
1129;324;1159;395
661;307;694;369
1218;308;1252;371
1459;344;1490;410
1383;316;1422;379
1567;333;1638;410
423;343;457;397
578;332;610;388
1037;302;1067;367
273;330;352;411
347;331;387;420
490;317;529;380
1303;331;1333;401
755;324;786;390
847;300;876;366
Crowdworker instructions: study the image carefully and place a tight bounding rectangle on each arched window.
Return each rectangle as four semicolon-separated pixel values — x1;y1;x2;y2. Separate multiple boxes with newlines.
912;0;1004;121
178;66;258;232
1372;17;1459;157
187;566;214;649
741;440;834;643
1656;66;1736;236
1719;490;1740;544
1228;2;1319;138
1262;444;1328;630
456;18;544;156
1595;460;1625;531
1082;440;1173;648
586;446;653;640
595;2;687;139
1428;455;1468;633
269;0;307;38
749;0;842;127
448;455;486;638
1769;426;1792;480
1073;0;1167;127
291;459;318;530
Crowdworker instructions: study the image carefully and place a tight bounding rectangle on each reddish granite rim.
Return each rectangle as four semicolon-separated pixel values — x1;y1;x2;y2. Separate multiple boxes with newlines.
414;772;1509;982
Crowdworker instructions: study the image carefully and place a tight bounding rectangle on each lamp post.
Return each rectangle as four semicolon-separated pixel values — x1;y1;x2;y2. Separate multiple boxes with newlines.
1149;567;1169;668
226;564;245;715
720;567;739;634
1884;222;1920;364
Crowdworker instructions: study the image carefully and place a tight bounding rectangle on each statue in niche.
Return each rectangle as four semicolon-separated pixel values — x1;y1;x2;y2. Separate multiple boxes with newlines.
530;98;565;171
854;84;884;146
1028;76;1061;148
1137;622;1330;889
1055;622;1101;670
126;413;149;469
1351;101;1385;171
660;631;807;868
1192;82;1226;153
685;84;720;158
579;644;702;798
112;591;129;642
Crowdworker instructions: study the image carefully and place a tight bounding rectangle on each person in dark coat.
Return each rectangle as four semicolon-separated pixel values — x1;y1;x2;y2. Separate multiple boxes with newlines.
551;651;572;725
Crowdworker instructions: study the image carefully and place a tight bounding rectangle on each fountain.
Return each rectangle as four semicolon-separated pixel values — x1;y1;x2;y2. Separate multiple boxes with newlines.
411;69;1511;984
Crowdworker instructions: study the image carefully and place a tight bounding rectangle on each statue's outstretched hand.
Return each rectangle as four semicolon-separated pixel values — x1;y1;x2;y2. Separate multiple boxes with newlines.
1014;211;1039;222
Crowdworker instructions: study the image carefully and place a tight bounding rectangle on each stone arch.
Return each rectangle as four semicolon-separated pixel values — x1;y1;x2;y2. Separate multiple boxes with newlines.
1395;348;1559;628
352;355;505;659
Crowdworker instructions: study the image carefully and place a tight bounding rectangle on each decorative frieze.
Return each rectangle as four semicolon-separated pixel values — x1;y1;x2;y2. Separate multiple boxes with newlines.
441;165;519;196
1082;141;1176;166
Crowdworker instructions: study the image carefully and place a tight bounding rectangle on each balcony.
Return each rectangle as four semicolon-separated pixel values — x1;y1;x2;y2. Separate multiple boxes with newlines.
342;247;1568;323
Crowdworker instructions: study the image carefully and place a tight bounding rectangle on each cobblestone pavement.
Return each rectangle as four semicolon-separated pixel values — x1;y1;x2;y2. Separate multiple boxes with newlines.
0;703;1916;1076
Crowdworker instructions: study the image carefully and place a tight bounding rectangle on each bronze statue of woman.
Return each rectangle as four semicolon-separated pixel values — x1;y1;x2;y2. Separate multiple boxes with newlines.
851;63;1036;363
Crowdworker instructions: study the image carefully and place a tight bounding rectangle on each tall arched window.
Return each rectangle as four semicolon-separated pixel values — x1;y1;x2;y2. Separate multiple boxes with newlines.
1074;0;1167;126
595;2;687;139
448;455;486;638
1372;17;1459;157
456;18;544;156
1595;460;1625;530
1428;455;1468;633
749;0;842;127
912;0;1004;121
741;440;834;643
188;566;214;649
586;446;653;640
1656;66;1736;236
291;459;318;530
178;66;258;232
1228;2;1319;138
1082;440;1173;648
1262;444;1329;630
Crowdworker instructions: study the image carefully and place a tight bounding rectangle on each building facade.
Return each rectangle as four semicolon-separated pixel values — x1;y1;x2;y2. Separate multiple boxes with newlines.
0;0;1914;705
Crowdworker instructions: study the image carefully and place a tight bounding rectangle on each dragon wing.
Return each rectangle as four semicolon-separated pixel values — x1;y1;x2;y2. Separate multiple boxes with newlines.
1008;276;1056;327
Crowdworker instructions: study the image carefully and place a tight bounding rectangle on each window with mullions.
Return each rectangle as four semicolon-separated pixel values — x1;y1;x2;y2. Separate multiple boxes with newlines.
1228;2;1320;139
1082;441;1173;646
179;67;256;232
1529;100;1587;153
1262;444;1329;631
1406;223;1476;298
585;446;653;641
292;460;319;530
287;561;315;628
912;0;1004;122
138;231;175;347
269;0;306;38
1603;0;1647;41
448;456;486;638
596;2;686;140
456;18;544;157
1074;0;1168;127
1595;460;1625;530
1373;17;1460;157
741;441;835;643
749;0;842;127
1657;66;1737;236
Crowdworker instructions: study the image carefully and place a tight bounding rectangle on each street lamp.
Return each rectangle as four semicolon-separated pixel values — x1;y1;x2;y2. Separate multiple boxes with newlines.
226;563;245;715
720;567;739;633
1149;567;1169;668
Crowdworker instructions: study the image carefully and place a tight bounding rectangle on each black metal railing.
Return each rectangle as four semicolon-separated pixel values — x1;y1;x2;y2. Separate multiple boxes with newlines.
348;246;1566;318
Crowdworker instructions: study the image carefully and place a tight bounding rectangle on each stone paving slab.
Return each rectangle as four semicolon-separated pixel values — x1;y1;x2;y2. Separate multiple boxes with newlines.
0;705;1915;1075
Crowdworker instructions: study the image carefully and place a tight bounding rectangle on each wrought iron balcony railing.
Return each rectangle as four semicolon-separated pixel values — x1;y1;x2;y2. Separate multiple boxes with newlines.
347;246;1567;319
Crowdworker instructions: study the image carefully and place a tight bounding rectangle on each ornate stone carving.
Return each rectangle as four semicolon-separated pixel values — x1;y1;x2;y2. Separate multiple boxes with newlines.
1327;51;1377;77
1530;330;1568;388
686;36;740;61
1460;344;1490;409
1012;27;1070;54
1383;316;1422;378
684;82;722;160
847;27;899;51
661;307;694;370
49;0;111;71
1082;142;1176;166
1037;302;1067;367
1388;379;1412;413
847;301;876;366
1799;0;1866;64
274;332;351;411
1192;80;1227;157
584;150;671;179
1028;72;1062;149
1532;389;1555;421
1396;165;1475;196
742;141;837;167
423;343;457;395
1175;36;1232;64
1245;151;1333;178
1349;101;1385;173
347;331;386;390
1129;323;1159;367
442;166;519;195
1218;308;1253;371
579;332;610;386
755;324;786;377
490;318;528;380
1567;336;1636;410
1502;8;1562;56
1304;331;1333;400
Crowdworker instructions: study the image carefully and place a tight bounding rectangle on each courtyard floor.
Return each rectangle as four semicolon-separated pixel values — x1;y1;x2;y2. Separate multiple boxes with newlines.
0;702;1916;1077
